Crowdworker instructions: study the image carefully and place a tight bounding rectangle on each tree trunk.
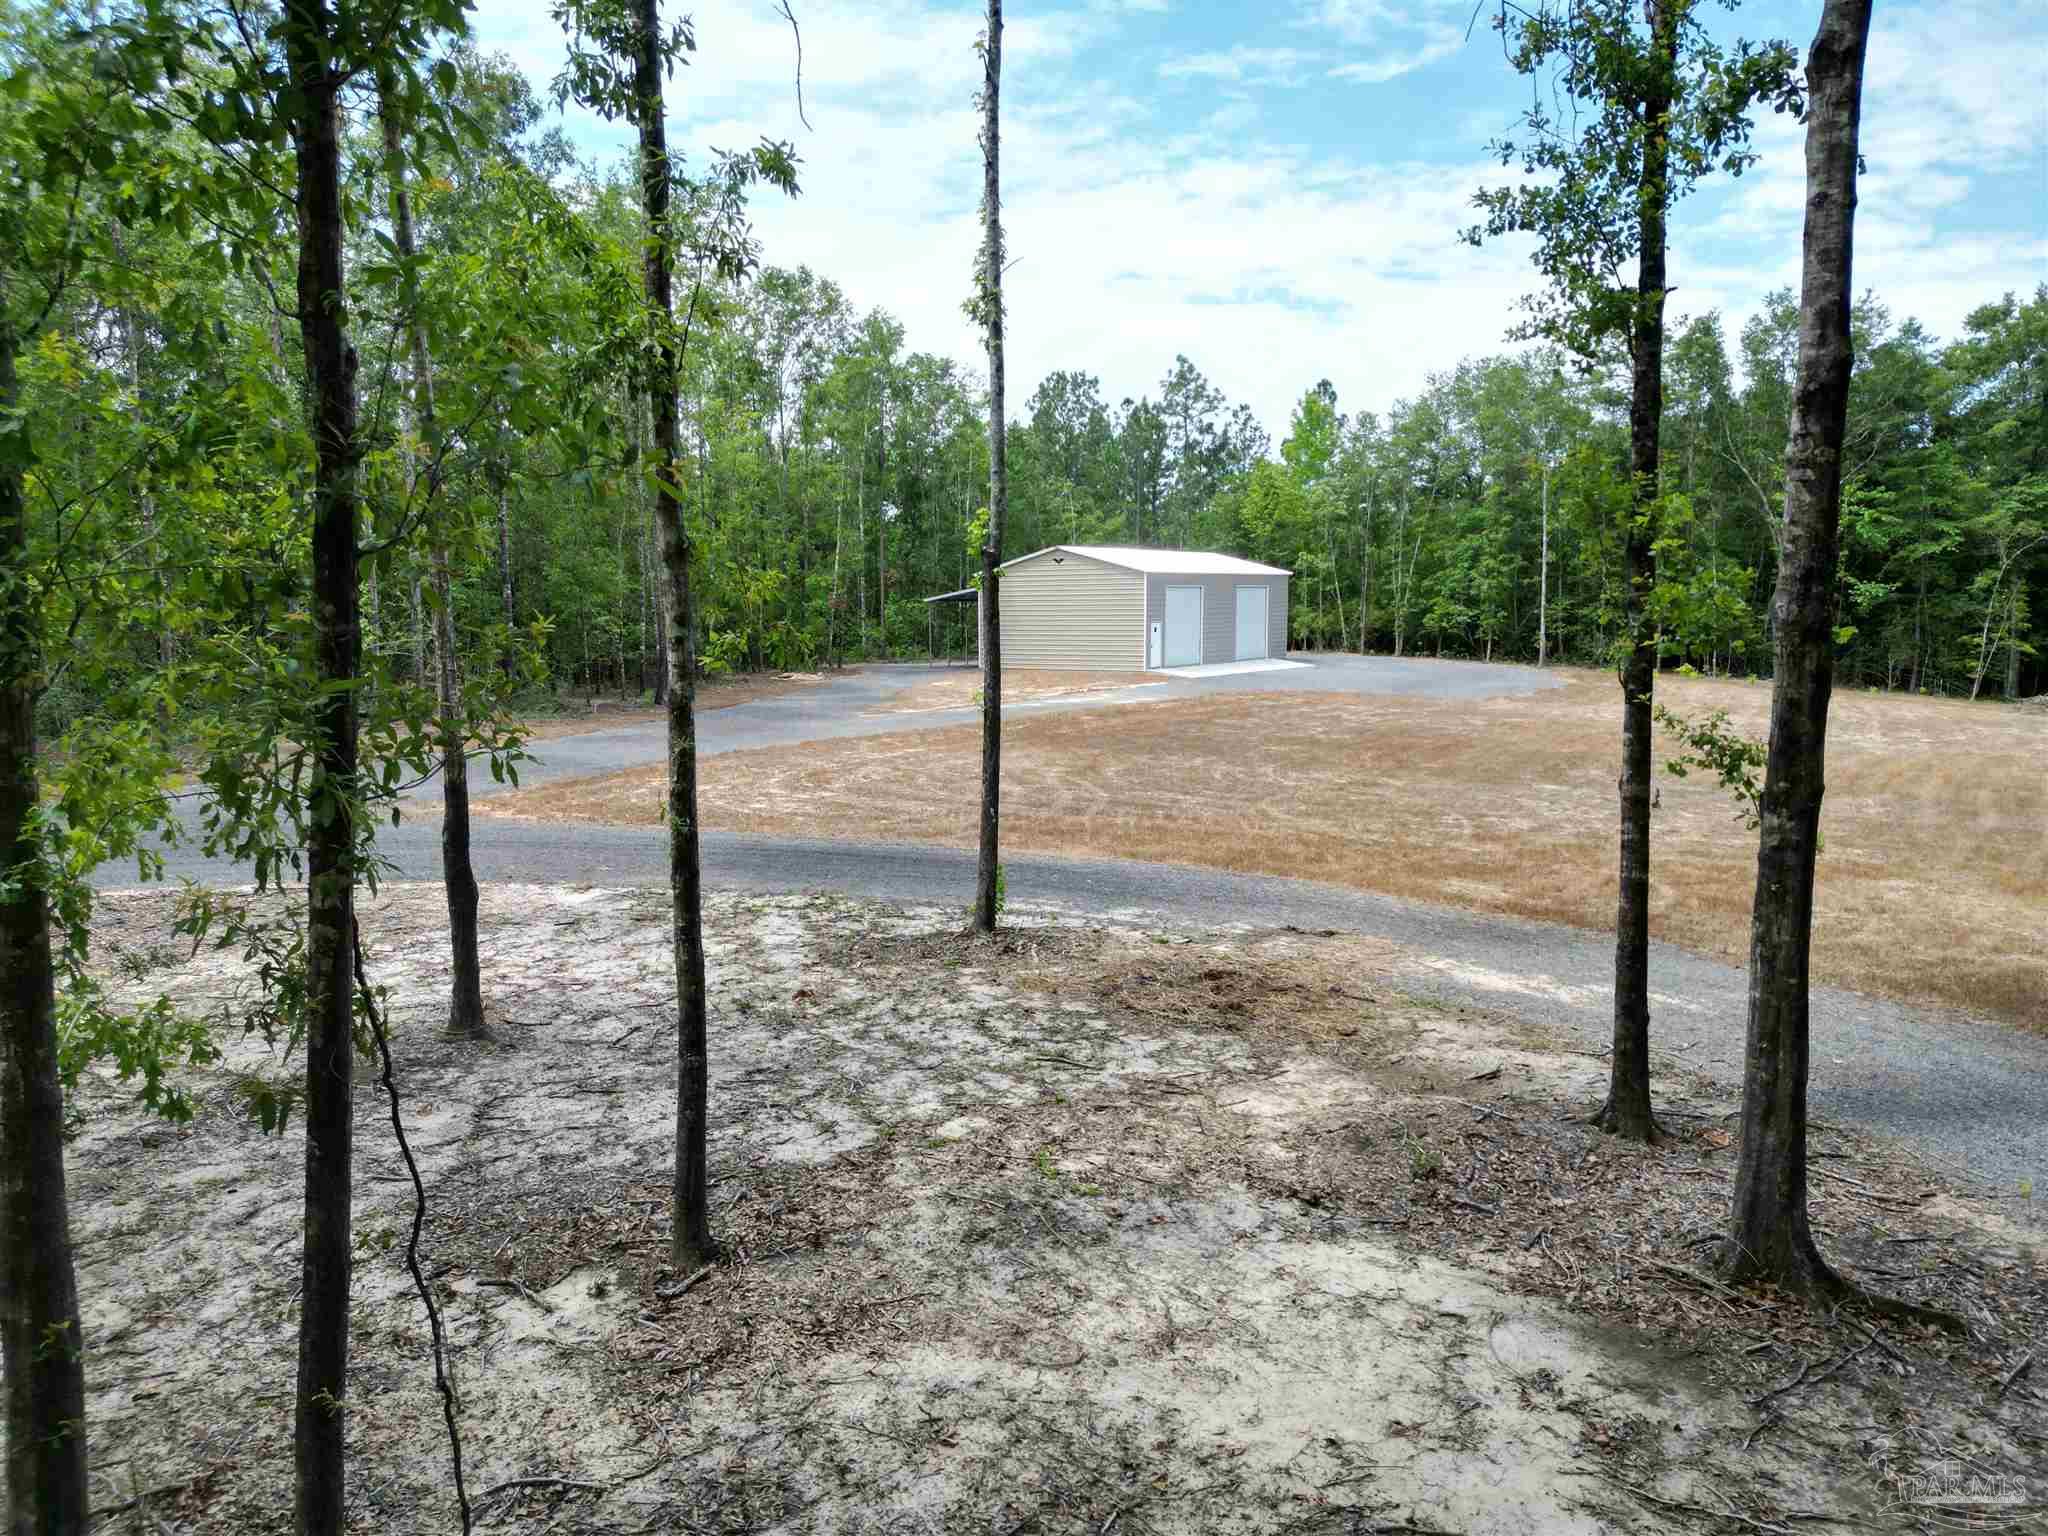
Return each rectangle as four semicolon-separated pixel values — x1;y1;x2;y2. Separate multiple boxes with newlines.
1719;0;1872;1299
2005;584;2021;701
1;294;91;1536
633;0;715;1269
284;6;362;1530
1537;457;1550;667
112;238;171;672
411;573;426;685
1596;0;1675;1144
495;449;515;682
972;0;1005;935
855;389;868;655
378;67;486;1042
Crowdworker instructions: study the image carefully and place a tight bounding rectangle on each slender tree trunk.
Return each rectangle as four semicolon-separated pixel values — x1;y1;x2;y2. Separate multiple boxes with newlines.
2005;585;2021;701
495;448;514;683
855;390;869;655
1719;0;1872;1297
633;0;714;1268
411;574;426;685
284;6;361;1529
378;67;486;1042
634;388;671;707
1908;568;1924;692
1392;498;1407;656
1597;0;1676;1144
1538;456;1550;667
1359;489;1373;654
112;241;170;671
972;0;1006;934
1;293;91;1536
827;483;845;668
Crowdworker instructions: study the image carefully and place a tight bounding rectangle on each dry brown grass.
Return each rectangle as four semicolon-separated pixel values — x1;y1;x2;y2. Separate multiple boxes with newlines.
874;667;1154;713
517;670;835;740
481;668;2048;1029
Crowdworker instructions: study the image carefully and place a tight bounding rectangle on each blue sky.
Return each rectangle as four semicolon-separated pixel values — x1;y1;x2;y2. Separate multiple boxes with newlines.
472;0;2048;439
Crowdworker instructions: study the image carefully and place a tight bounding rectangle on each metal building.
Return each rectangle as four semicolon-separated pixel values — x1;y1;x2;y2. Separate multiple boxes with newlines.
980;545;1292;671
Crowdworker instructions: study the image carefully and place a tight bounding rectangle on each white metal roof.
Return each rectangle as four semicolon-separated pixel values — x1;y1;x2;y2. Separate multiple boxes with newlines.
999;545;1292;577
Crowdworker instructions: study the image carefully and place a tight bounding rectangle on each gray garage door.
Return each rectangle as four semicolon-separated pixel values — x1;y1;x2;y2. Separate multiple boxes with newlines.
1235;584;1269;661
1163;585;1202;666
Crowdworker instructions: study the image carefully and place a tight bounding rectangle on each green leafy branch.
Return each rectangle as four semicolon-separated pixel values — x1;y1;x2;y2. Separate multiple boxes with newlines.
1652;703;1765;829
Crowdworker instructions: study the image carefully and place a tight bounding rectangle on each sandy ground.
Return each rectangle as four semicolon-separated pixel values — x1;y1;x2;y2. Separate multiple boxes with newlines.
479;670;2047;1031
518;672;836;740
874;669;1162;713
40;883;2044;1534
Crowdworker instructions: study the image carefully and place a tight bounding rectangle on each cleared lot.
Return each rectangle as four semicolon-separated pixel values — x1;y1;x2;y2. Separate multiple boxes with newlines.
479;669;2046;1030
872;666;1158;712
68;883;2041;1533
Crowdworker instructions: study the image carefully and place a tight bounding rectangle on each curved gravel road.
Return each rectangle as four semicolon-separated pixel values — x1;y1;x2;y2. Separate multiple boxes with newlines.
103;657;2043;1218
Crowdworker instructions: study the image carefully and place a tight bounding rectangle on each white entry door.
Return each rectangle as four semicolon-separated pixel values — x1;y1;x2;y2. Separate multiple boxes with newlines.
1234;584;1269;661
1163;585;1202;666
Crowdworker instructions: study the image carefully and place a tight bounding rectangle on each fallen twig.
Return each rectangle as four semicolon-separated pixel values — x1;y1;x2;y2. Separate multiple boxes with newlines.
1750;1338;1874;1408
89;1476;204;1522
478;1276;554;1313
656;1264;716;1301
1603;1474;1851;1532
472;1476;607;1503
2000;1351;2035;1396
1845;1316;1910;1366
1640;1257;1762;1310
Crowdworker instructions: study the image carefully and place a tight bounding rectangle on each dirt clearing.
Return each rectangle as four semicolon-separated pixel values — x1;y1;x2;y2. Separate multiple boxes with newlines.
480;668;2047;1030
48;883;2044;1534
517;670;837;740
873;668;1159;713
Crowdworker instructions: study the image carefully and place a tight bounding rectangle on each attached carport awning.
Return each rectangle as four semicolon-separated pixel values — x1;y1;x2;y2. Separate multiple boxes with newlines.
923;587;979;665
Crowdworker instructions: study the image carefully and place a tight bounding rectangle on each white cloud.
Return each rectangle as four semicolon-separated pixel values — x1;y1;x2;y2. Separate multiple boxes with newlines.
1296;0;1475;85
473;0;2047;440
1158;47;1314;86
1324;30;1463;84
1677;0;2048;366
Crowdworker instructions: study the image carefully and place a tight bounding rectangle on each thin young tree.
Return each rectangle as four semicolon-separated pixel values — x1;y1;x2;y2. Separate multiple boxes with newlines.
970;0;1006;933
0;27;100;1524
0;301;88;1536
377;66;488;1041
617;0;716;1266
277;2;365;1527
551;0;795;1264
1467;0;1795;1140
1717;0;1894;1302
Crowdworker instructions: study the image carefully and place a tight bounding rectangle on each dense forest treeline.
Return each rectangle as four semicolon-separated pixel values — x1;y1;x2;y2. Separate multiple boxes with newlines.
20;42;2043;751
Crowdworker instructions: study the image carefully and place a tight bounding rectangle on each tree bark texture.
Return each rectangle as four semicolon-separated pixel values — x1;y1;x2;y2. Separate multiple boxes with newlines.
1720;0;1872;1294
1599;0;1676;1144
378;69;486;1042
284;7;361;1531
495;450;515;681
0;294;91;1536
632;0;714;1268
973;0;1005;934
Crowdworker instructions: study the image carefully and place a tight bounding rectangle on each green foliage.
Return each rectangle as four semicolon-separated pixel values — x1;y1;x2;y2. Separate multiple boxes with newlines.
1465;0;1799;362
1653;704;1767;828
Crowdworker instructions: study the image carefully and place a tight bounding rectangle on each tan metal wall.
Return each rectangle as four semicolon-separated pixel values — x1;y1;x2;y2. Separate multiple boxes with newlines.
995;551;1146;669
1145;573;1289;664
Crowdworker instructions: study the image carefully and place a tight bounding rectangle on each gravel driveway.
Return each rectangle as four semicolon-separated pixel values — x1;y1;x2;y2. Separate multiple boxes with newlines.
100;656;2043;1218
